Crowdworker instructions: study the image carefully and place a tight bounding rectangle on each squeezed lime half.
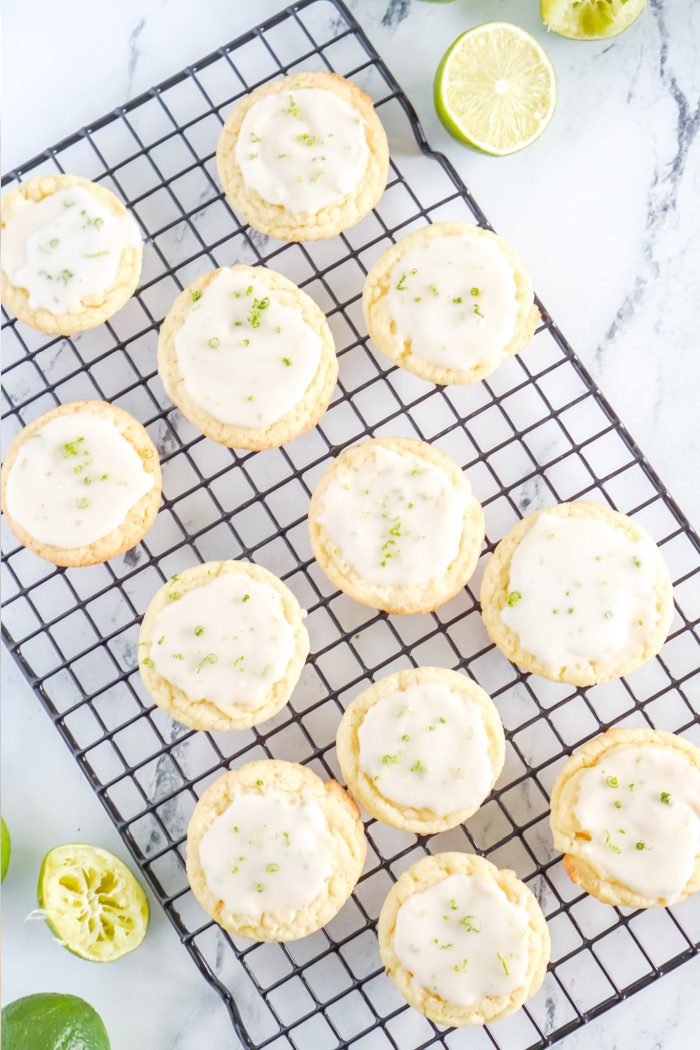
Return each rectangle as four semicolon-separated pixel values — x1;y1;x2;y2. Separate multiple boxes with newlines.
38;843;149;962
541;0;647;40
434;22;557;156
1;992;110;1050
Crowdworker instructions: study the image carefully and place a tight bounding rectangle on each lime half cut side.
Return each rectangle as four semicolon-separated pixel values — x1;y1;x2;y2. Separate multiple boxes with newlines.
434;22;557;156
541;0;647;41
38;844;149;962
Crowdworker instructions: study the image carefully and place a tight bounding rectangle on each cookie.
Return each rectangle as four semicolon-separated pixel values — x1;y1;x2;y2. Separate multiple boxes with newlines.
378;851;550;1026
138;560;309;731
308;437;485;614
186;759;367;941
336;666;505;834
363;221;539;386
157;264;337;450
216;71;389;241
1;174;142;336
1;400;160;567
480;501;673;686
550;726;700;909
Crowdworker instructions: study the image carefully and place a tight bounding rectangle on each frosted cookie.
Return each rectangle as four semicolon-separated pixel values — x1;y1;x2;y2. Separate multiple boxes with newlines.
216;71;389;241
1;400;160;567
138;560;309;731
336;667;505;834
308;438;485;614
1;174;142;336
186;759;366;941
550;727;700;909
362;221;539;385
378;852;550;1027
480;501;673;686
157;265;337;450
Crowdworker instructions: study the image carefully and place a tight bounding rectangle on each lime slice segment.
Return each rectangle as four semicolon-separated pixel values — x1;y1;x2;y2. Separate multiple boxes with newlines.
38;844;149;962
1;992;111;1050
434;22;557;156
1;817;10;881
541;0;646;40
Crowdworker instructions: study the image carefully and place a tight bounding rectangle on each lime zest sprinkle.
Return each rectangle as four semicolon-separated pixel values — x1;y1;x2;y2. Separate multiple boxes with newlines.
410;760;427;776
459;915;481;932
208;337;220;349
659;791;671;805
604;831;621;854
497;951;509;976
195;653;218;673
76;496;89;509
266;863;279;873
191;290;202;301
194;626;205;636
506;591;522;606
606;775;619;788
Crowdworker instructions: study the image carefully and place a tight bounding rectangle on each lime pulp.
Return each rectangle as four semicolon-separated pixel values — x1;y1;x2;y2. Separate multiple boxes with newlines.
541;0;647;40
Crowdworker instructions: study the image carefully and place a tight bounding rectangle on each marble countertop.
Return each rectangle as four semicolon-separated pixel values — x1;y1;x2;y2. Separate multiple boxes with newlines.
2;1;698;1047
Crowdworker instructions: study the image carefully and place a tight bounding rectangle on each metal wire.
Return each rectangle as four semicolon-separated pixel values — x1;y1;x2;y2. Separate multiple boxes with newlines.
2;1;699;1047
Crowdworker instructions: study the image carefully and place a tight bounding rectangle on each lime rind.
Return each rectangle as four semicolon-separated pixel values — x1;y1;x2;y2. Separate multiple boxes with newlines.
434;22;557;157
38;843;149;963
1;992;111;1050
541;0;647;41
1;817;10;881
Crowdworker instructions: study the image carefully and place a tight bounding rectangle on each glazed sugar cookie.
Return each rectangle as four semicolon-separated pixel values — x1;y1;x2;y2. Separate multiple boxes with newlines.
157;265;337;450
378;852;550;1027
308;437;485;614
1;400;160;567
216;71;389;241
336;667;505;834
1;174;142;336
186;759;366;941
138;560;309;731
480;501;673;686
550;727;700;909
362;221;539;386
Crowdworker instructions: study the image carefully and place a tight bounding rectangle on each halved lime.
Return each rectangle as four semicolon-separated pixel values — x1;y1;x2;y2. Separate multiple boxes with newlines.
541;0;647;40
434;22;557;156
1;816;10;881
38;844;149;962
1;992;110;1050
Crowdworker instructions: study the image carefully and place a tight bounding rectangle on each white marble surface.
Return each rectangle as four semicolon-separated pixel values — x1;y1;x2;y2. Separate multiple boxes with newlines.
2;1;699;1048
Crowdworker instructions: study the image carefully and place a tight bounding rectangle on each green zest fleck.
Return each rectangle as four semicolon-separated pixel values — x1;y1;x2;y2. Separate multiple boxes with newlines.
173;653;184;660
453;959;469;973
256;778;264;787
248;296;270;328
401;734;409;743
49;238;60;248
471;287;480;297
410;760;427;776
660;791;671;805
506;591;522;607
255;883;264;893
195;653;218;673
452;296;463;304
63;438;85;457
191;290;202;302
614;800;622;809
497;951;509;976
194;626;205;637
296;132;318;147
266;863;279;873
459;915;481;932
604;831;621;854
282;357;292;367
242;593;251;603
632;555;641;568
76;496;89;509
429;283;438;296
382;753;400;766
396;273;408;291
250;132;262;143
157;636;165;645
606;775;619;788
285;94;301;117
283;831;290;846
636;841;650;851
242;339;250;347
208;337;220;349
449;898;458;911
143;657;154;668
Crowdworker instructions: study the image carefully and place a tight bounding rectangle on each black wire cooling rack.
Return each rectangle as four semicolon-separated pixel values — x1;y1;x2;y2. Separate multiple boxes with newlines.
2;1;699;1047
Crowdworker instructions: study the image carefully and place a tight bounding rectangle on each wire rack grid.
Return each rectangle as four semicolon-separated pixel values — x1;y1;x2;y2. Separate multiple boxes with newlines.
2;2;699;1048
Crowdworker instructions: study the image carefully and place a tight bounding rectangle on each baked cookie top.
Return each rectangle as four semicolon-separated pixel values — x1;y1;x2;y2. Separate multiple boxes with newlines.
550;727;700;908
216;71;389;241
480;501;674;686
363;222;539;386
1;174;142;334
186;760;366;942
138;560;309;731
336;667;504;834
157;264;337;450
1;400;159;566
308;437;485;614
378;852;550;1027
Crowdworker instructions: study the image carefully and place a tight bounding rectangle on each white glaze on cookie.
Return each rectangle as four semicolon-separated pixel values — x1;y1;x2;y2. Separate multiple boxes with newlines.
358;682;493;816
500;513;660;671
236;87;369;214
392;872;532;1006
173;268;323;429
571;745;700;902
4;412;154;548
2;186;141;314
315;446;469;586
147;574;296;708
382;233;518;370
198;790;332;917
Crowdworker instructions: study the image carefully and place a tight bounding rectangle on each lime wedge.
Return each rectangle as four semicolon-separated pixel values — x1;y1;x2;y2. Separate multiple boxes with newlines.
541;0;646;40
434;22;557;156
1;817;10;881
1;992;110;1050
38;844;149;962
